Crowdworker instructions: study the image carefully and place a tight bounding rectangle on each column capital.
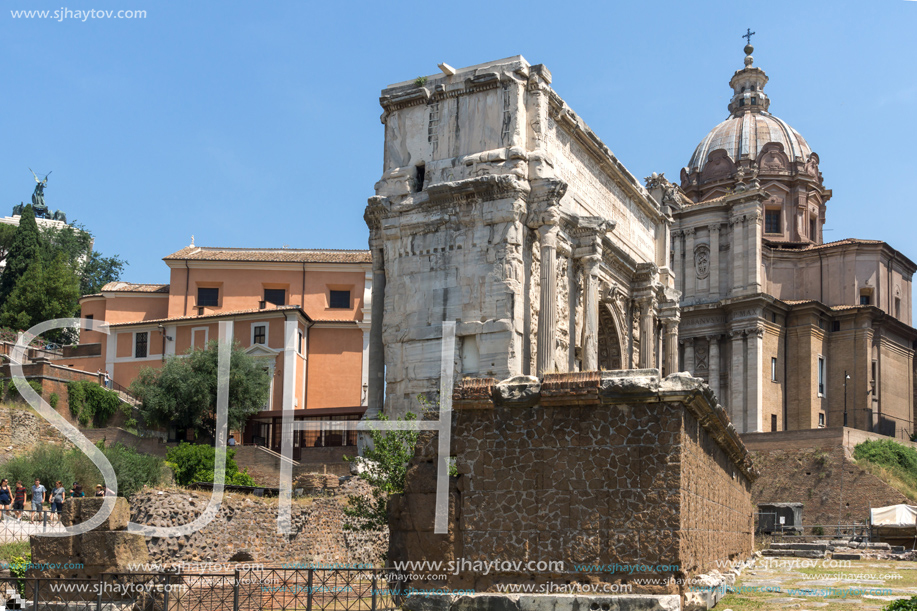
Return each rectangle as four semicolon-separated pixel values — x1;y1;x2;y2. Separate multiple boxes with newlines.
707;223;722;234
707;333;723;343
683;226;696;237
750;325;765;338
679;336;695;346
671;229;683;239
729;214;746;226
729;328;745;339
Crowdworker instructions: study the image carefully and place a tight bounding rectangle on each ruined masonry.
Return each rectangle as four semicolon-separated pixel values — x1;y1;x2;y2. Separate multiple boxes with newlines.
365;56;680;418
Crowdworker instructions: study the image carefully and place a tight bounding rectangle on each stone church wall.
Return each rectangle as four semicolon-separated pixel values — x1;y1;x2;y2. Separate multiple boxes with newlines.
388;371;755;595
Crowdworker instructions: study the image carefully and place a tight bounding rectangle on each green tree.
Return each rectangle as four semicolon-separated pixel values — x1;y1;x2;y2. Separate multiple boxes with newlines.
41;223;126;295
165;442;256;487
0;223;18;269
0;205;43;303
130;340;271;438
343;413;419;533
0;253;80;341
80;250;126;295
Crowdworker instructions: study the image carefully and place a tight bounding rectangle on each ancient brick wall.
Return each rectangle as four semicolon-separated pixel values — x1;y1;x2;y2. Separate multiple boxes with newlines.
0;405;73;461
388;371;756;594
680;410;754;574
131;480;386;566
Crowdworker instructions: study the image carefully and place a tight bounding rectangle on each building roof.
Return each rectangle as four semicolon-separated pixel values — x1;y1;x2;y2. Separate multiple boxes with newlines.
101;282;170;293
164;246;371;264
106;305;311;327
766;237;884;252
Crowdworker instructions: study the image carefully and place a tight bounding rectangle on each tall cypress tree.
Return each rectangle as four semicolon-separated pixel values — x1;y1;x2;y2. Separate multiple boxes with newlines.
0;204;43;303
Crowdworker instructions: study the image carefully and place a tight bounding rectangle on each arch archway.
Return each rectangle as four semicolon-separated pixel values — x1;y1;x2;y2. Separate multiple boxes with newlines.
597;304;623;370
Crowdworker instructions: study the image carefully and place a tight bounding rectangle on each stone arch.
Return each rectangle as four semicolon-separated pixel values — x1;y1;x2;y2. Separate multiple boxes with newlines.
598;303;624;371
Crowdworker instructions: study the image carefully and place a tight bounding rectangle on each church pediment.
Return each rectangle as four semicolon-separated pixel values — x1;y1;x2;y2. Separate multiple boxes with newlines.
244;344;281;358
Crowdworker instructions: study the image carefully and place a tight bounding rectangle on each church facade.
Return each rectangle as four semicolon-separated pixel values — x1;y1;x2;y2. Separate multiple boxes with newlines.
669;43;916;437
365;50;917;437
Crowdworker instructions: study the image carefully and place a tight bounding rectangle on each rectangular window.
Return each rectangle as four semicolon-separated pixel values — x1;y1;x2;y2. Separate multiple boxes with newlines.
771;357;778;382
895;297;901;319
771;414;777;432
817;356;825;396
297;330;304;355
818;413;825;427
765;210;781;234
198;287;219;307
809;218;817;240
832;321;841;332
135;332;148;358
329;290;350;309
860;294;871;305
253;325;266;345
264;289;286;307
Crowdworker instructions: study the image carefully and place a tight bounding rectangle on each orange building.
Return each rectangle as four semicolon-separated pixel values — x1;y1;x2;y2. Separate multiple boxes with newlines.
61;245;372;459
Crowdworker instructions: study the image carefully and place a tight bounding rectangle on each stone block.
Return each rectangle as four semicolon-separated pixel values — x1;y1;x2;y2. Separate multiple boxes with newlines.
29;534;79;559
61;497;130;531
81;531;150;566
832;553;861;560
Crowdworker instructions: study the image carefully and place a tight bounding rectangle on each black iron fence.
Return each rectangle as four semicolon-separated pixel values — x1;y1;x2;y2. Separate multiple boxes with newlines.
1;568;404;611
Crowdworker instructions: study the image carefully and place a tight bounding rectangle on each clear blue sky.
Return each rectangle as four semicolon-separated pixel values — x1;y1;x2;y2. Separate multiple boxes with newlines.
2;0;915;288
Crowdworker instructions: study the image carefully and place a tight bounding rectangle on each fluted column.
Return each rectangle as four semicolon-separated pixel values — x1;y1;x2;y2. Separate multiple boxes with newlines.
708;224;721;299
664;320;679;376
582;255;601;371
537;223;559;375
683;227;696;301
731;216;745;295
683;337;695;374
639;297;656;369
708;334;721;398
365;246;386;420
746;325;764;432
730;329;746;431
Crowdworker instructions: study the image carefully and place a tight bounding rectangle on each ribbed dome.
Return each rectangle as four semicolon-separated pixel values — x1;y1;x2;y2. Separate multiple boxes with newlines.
686;112;812;173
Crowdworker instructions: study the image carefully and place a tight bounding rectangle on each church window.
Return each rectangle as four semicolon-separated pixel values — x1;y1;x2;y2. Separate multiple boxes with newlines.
198;287;219;307
765;210;781;234
264;289;286;307
817;357;825;396
860;293;871;306
739;99;745;107
895;297;901;319
809;217;817;240
253;325;266;345
771;414;777;432
818;413;825;427
135;332;148;359
414;163;425;193
329;290;350;309
771;357;777;381
751;97;758;105
832;321;841;332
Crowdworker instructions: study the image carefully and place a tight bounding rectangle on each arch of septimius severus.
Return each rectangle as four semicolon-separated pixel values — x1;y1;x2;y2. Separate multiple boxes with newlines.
364;51;917;435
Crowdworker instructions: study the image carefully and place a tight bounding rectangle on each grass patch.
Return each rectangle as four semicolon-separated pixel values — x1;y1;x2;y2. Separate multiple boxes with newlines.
0;540;30;564
856;457;917;503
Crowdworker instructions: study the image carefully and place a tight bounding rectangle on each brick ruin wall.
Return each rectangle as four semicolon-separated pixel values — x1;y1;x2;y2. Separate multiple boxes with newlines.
388;372;756;595
130;481;387;566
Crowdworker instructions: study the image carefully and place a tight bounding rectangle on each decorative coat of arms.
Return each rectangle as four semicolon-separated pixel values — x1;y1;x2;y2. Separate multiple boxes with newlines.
694;244;710;279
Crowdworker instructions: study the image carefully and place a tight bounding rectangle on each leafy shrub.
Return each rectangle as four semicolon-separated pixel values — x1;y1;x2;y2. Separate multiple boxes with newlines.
812;526;824;536
49;392;59;408
6;378;43;402
885;597;917;611
3;441;163;498
854;439;917;490
67;380;122;427
165;443;256;487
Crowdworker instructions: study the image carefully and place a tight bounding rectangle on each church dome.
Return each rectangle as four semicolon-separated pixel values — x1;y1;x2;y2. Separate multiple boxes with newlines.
681;41;820;192
686;112;812;175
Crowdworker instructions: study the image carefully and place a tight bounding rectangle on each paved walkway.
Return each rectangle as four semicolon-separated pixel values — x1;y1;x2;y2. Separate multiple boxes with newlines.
720;556;917;611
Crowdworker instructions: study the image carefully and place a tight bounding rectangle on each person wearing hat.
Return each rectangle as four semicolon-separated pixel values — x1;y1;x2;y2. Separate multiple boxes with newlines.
94;484;105;497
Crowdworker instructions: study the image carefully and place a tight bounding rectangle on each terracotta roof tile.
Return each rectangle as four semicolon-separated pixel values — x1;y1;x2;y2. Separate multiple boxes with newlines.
107;306;310;327
164;246;371;264
101;282;170;293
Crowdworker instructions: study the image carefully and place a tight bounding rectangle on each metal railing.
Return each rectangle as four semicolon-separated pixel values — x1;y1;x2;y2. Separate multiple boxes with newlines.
0;508;66;543
0;568;404;611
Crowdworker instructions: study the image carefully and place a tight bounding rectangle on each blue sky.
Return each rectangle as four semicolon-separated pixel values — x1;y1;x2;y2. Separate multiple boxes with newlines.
2;0;915;287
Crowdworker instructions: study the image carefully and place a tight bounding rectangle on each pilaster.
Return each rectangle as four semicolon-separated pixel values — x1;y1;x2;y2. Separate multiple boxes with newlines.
730;329;746;431
684;227;696;301
708;334;721;400
708;224;721;300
